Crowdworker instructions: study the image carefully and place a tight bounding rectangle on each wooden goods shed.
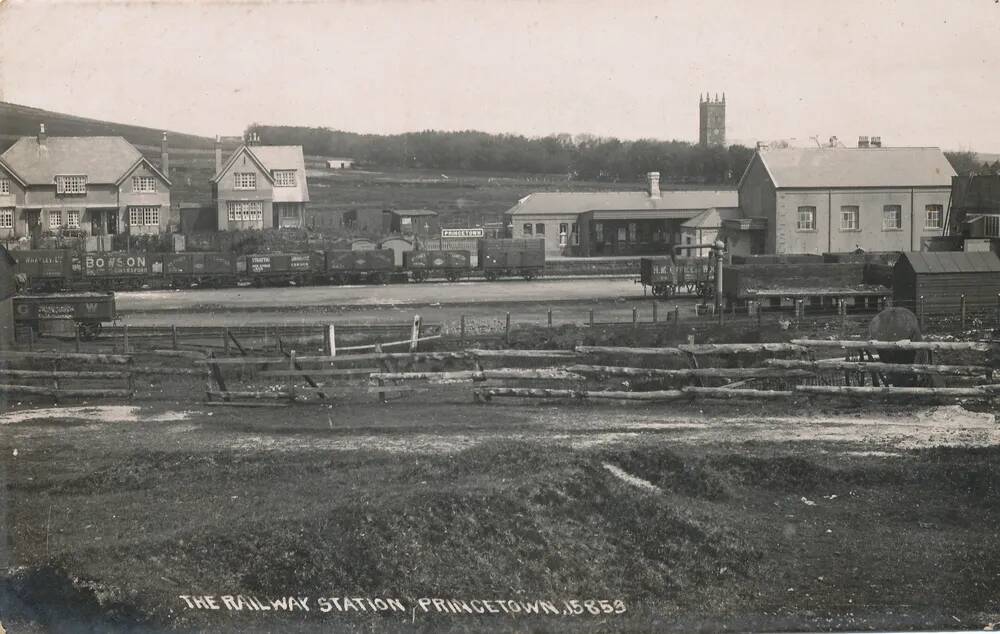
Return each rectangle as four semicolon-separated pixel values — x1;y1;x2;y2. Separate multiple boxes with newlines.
892;251;1000;313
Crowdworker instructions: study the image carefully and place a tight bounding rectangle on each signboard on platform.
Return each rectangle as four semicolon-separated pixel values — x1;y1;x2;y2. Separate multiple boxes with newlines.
441;228;484;239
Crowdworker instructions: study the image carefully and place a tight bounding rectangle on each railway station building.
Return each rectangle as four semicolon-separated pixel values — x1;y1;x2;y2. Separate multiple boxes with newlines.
731;145;956;256
0;125;172;244
212;134;310;231
503;172;738;257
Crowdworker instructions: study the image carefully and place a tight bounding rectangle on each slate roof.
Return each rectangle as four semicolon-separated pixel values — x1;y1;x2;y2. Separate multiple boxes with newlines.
681;207;743;229
898;251;1000;274
388;209;438;217
0;136;154;185
750;147;956;189
214;145;310;203
506;190;738;217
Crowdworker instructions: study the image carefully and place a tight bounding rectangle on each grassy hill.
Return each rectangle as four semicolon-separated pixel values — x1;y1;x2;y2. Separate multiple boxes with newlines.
0;101;218;153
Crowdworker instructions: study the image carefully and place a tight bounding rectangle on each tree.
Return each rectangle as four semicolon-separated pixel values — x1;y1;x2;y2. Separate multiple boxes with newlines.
944;151;980;176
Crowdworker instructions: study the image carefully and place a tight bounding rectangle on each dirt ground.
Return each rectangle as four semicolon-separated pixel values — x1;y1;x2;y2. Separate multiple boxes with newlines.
0;393;998;633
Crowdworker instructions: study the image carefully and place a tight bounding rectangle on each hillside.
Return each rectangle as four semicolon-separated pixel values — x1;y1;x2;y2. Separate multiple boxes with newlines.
0;101;217;153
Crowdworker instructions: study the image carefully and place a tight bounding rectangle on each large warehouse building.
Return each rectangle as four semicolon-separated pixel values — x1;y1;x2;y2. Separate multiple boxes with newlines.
731;144;956;256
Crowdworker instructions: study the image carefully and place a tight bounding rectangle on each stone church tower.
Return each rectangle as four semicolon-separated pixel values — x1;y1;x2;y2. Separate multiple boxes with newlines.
699;93;726;147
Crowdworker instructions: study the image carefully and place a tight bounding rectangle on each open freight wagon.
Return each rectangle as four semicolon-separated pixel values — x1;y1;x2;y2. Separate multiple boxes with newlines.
638;257;714;298
12;292;117;340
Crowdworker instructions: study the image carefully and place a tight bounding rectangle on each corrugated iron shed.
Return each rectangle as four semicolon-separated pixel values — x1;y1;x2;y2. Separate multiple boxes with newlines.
898;251;1000;274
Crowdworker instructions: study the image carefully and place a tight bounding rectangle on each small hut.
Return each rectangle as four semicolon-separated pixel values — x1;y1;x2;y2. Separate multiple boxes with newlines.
893;251;1000;314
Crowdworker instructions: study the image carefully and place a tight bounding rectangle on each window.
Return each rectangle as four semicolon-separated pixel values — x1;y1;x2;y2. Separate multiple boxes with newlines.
0;179;9;195
985;216;1000;237
132;176;156;193
617;226;627;241
234;172;256;190
628;223;638;242
280;206;299;218
0;208;12;228
56;175;87;194
67;210;80;229
535;223;545;235
595;222;604;242
558;223;568;246
571;222;579;245
840;206;860;231
49;211;62;229
522;223;532;236
925;205;943;229
882;205;901;230
273;170;297;187
796;206;816;231
227;201;263;222
128;206;159;226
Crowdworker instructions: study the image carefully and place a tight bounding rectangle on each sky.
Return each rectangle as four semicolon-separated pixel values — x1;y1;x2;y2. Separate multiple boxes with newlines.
0;0;998;151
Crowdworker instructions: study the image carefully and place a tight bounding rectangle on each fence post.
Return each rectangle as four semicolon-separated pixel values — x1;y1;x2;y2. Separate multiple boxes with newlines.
223;327;230;355
123;324;129;354
918;295;925;330
459;315;466;348
75;326;81;353
375;343;386;404
960;294;967;330
287;350;297;402
505;312;511;346
127;357;135;400
172;325;178;350
325;324;336;357
547;308;553;327
589;309;594;328
632;306;637;329
52;359;60;406
27;326;33;352
410;315;421;352
674;305;680;325
652;302;658;323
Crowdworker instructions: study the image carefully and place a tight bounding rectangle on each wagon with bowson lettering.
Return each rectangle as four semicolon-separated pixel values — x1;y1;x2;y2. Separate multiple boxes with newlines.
12;292;117;340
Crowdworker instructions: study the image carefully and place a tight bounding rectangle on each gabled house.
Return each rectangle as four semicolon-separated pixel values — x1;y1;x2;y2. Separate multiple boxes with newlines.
0;125;172;241
211;135;309;231
733;145;956;256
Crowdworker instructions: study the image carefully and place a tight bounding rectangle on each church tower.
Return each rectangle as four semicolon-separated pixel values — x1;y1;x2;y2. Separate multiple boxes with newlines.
699;93;726;147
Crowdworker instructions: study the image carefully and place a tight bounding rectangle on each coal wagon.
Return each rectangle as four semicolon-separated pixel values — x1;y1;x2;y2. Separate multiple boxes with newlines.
478;238;545;280
325;249;396;284
13;292;116;340
638;257;714;298
243;252;323;286
404;250;471;282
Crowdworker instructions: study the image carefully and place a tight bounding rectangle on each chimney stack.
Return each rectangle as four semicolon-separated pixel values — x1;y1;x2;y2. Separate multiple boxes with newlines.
215;135;222;174
647;171;661;199
37;123;46;144
160;132;169;177
858;135;870;148
871;136;882;148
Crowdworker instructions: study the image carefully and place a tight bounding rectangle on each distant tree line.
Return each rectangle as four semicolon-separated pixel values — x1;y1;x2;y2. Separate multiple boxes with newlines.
245;125;754;184
945;151;1000;177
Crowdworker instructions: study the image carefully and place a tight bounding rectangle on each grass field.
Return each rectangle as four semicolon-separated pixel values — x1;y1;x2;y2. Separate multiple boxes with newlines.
0;393;998;633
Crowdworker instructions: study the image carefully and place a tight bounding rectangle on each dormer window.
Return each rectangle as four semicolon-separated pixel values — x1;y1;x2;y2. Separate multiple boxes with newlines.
0;178;9;195
234;172;256;190
56;175;87;194
132;176;156;193
273;170;297;187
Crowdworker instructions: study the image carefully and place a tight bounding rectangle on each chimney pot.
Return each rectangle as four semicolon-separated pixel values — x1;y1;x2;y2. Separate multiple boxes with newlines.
858;135;870;148
647;171;661;199
215;134;223;174
160;132;169;176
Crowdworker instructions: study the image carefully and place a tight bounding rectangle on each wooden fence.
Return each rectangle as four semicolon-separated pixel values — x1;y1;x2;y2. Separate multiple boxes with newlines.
189;337;999;406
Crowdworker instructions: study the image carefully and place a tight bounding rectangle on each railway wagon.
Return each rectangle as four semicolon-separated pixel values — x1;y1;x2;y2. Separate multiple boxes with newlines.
479;238;545;280
404;250;470;282
10;249;77;292
722;262;887;311
162;252;240;287
325;249;396;284
13;292;116;339
243;252;323;286
639;257;713;298
82;252;159;290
